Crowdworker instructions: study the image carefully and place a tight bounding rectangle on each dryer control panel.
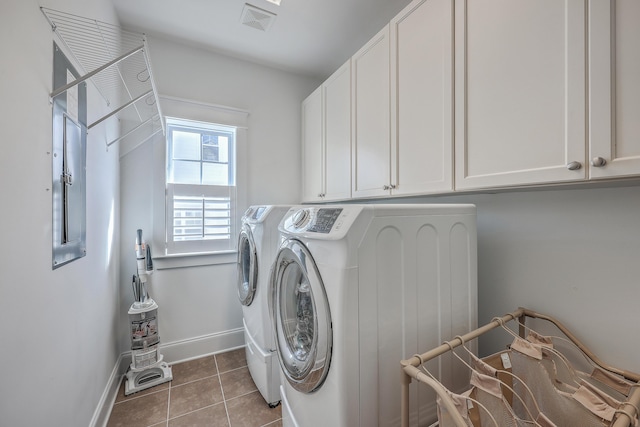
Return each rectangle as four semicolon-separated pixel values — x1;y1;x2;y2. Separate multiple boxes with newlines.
281;206;364;239
308;208;342;233
242;205;271;223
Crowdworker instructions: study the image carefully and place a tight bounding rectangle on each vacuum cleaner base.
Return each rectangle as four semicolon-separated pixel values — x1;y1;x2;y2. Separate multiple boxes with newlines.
125;361;173;395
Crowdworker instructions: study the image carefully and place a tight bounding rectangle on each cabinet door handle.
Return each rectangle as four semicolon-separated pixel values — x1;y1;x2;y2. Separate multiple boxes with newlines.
382;185;390;190
566;161;582;171
390;184;397;189
591;157;607;167
317;193;323;198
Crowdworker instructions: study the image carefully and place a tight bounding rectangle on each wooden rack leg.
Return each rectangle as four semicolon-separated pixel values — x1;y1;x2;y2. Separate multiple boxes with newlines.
401;367;410;427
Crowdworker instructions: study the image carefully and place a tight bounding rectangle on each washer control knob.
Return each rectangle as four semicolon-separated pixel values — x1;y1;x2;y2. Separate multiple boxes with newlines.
291;209;310;229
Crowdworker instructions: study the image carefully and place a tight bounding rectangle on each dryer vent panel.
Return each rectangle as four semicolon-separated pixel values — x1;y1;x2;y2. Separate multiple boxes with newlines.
241;4;276;32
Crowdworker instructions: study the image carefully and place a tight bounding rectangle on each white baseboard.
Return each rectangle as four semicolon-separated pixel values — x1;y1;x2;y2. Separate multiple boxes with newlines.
159;327;245;364
90;353;125;427
91;327;245;427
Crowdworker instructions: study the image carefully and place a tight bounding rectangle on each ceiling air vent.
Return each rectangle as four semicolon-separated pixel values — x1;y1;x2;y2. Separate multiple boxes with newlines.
240;4;276;32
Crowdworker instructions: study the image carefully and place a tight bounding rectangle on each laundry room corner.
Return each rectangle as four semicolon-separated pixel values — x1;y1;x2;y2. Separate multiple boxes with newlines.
117;34;320;369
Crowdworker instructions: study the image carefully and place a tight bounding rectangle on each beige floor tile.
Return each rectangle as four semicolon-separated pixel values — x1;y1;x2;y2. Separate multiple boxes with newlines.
107;389;169;427
114;376;170;403
220;366;258;400
215;348;247;373
109;350;281;427
226;390;282;427
168;402;229;427
169;376;224;419
171;355;218;386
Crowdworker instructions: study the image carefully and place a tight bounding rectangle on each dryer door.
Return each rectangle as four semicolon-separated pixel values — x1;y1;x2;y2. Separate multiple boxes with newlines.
237;225;258;306
271;238;332;393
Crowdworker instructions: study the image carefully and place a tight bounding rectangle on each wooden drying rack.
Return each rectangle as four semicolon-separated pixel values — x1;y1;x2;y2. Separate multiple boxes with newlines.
400;307;640;427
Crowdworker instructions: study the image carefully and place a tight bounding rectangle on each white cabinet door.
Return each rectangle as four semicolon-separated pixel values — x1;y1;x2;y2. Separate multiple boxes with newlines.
323;60;352;201
352;25;391;199
454;0;587;190
390;0;453;196
589;0;640;179
301;87;323;203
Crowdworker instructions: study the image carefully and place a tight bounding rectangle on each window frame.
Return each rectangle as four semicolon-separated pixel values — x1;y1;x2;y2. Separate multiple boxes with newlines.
164;116;237;255
150;96;249;269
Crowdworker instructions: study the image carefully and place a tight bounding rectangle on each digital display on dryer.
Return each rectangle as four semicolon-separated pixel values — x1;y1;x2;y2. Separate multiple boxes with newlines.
308;208;343;233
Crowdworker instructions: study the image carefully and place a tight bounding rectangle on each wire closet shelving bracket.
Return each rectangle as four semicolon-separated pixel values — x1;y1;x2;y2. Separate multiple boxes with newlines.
41;7;164;148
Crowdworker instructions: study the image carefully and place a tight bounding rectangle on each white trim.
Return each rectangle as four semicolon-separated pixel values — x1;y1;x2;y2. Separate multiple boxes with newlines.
160;328;245;363
160;94;250;117
153;250;237;269
90;353;125;427
159;95;250;129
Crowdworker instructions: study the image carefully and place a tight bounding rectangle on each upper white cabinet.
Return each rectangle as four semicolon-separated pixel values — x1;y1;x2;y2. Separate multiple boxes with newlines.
352;0;454;199
301;61;351;203
305;0;640;201
323;61;352;201
351;25;391;199
588;0;640;179
390;0;453;196
454;0;587;190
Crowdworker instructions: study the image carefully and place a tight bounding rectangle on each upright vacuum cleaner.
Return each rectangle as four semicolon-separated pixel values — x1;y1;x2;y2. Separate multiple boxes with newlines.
124;229;172;395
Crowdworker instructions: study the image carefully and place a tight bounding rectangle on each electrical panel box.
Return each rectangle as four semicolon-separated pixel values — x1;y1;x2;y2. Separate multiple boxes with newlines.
52;43;87;269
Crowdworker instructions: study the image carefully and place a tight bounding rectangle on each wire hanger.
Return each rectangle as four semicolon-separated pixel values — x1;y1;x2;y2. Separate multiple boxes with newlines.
492;317;627;425
515;318;638;399
445;336;549;426
452;335;550;423
415;353;499;427
492;317;582;389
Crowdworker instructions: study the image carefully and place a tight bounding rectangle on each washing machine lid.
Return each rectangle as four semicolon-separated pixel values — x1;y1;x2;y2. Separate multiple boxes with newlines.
271;238;332;393
237;224;258;306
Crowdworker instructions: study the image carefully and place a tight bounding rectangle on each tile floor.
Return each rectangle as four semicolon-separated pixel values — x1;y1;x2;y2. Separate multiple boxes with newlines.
107;348;282;427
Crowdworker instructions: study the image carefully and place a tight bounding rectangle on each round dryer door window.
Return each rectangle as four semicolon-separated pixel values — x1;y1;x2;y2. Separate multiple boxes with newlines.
271;239;332;393
236;226;257;306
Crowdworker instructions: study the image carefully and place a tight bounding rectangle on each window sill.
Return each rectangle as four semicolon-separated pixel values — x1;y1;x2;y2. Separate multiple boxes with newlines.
153;250;237;270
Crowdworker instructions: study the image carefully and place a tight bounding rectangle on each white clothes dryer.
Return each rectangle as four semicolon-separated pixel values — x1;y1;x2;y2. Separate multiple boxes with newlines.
237;205;291;407
269;204;478;426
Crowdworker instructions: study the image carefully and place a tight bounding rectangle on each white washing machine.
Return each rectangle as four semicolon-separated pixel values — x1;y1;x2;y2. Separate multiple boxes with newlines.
270;204;478;426
237;205;291;407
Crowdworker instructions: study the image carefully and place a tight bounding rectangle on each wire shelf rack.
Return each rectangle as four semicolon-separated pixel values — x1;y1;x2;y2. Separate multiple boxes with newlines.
41;7;164;147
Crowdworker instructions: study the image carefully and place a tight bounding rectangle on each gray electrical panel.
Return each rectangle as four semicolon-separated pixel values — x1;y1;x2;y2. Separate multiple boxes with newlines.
52;43;87;269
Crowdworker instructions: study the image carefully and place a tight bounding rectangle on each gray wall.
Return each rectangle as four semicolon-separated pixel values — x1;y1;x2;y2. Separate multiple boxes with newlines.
399;184;640;371
0;0;122;426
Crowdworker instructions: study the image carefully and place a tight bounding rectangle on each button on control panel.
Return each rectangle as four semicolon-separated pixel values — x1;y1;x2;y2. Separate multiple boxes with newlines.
308;208;343;233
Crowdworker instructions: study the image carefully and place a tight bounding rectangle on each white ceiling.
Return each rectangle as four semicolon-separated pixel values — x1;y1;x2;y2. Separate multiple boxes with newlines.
112;0;413;81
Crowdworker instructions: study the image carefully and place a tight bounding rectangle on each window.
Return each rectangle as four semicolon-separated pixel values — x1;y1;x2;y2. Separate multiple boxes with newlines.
165;117;237;254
